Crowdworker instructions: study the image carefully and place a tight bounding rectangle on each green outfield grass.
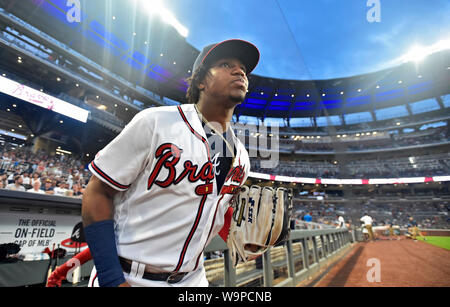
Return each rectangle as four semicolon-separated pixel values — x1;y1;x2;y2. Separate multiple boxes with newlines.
416;236;450;250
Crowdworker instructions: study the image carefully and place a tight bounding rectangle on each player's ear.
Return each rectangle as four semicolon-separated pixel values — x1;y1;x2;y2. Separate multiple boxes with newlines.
197;80;205;91
198;69;212;91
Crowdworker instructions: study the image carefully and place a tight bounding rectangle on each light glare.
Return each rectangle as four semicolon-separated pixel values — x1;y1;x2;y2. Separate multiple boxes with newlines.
137;0;188;37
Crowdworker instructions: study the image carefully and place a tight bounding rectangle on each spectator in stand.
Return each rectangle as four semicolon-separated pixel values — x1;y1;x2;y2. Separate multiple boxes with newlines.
6;175;26;192
303;212;313;223
67;171;74;189
36;161;46;174
7;172;16;184
65;182;74;197
72;182;83;198
0;173;7;188
31;173;41;187
0;152;12;170
303;212;313;229
22;172;31;189
53;181;68;196
27;180;45;194
41;179;55;195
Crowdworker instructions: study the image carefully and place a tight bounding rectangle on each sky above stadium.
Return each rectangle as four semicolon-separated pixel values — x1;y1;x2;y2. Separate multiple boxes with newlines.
163;0;450;81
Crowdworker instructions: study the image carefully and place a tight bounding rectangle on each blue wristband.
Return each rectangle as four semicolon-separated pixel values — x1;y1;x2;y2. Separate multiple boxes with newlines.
84;220;126;287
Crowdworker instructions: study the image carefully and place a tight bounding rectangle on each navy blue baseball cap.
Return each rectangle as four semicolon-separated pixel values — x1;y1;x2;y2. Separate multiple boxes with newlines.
193;39;260;75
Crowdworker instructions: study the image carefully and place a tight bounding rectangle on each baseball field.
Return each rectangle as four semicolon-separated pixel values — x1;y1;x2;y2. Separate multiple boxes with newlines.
416;236;450;250
313;238;450;287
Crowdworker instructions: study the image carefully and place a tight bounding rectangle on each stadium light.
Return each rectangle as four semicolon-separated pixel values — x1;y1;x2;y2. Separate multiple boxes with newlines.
401;39;450;63
135;0;189;37
0;129;27;140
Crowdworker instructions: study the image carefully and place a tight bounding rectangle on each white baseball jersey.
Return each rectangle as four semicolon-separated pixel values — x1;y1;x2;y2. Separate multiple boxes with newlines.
360;215;373;226
337;216;345;228
88;104;250;274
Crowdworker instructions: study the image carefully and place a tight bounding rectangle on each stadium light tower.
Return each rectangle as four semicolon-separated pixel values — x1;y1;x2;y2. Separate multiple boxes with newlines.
134;0;189;37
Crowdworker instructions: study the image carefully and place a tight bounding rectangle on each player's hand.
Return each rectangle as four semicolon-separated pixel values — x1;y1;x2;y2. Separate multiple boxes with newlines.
118;281;131;287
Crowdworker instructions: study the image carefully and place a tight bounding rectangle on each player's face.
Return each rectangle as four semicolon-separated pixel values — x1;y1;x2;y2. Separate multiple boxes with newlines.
201;57;248;105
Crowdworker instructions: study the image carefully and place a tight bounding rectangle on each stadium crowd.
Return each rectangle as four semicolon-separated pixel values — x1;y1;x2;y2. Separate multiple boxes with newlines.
1;140;449;196
278;127;450;152
292;200;449;230
252;151;450;179
0;144;90;198
1;142;448;230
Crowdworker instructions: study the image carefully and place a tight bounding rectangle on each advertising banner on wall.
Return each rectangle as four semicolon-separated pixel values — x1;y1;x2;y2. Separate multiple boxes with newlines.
0;75;90;123
0;211;87;257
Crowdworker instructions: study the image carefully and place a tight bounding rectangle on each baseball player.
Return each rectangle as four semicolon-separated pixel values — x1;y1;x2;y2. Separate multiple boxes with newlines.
82;39;260;287
336;214;346;229
360;213;375;241
406;217;425;241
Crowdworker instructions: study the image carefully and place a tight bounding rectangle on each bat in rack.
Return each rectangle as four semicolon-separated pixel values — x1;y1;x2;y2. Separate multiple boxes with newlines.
54;244;60;272
45;243;56;287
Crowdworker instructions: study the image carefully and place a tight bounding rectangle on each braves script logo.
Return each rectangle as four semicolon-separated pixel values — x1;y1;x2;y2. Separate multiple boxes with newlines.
147;143;215;191
225;163;245;184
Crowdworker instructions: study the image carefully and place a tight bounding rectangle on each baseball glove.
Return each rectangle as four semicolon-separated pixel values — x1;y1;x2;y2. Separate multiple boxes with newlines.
273;187;294;246
227;185;293;265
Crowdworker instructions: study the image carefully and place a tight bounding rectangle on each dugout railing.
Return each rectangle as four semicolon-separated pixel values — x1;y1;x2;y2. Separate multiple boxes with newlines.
204;227;355;287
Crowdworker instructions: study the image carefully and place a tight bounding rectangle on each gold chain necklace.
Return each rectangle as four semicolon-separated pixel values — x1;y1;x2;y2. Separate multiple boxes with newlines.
194;104;236;160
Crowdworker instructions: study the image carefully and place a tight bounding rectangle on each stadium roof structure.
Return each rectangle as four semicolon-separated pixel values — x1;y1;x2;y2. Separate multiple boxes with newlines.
240;49;449;122
1;0;449;127
0;0;198;103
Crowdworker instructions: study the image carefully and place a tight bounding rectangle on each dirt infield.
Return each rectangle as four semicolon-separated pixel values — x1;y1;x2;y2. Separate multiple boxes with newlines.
314;238;450;287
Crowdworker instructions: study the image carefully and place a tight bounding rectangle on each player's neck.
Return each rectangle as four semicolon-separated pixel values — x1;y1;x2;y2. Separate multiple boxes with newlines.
195;101;235;133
